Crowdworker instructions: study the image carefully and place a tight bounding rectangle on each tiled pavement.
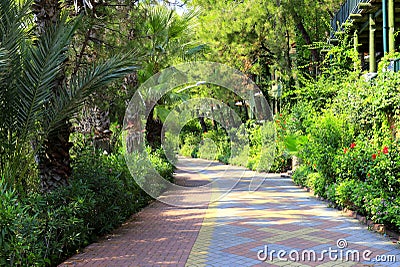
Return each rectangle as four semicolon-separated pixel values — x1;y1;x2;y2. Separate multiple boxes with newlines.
61;158;400;267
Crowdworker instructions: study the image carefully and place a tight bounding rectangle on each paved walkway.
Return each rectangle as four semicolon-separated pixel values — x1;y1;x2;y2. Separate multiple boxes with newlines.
61;158;400;267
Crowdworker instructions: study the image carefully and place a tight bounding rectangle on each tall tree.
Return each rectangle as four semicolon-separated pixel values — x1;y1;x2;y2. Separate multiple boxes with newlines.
133;4;203;148
188;0;342;97
28;0;139;191
0;0;138;193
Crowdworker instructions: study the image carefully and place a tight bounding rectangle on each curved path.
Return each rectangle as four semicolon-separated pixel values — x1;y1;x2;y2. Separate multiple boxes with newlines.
61;158;400;267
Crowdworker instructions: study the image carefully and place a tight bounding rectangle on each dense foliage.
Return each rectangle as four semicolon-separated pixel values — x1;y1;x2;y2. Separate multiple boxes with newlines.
179;119;287;172
2;0;399;265
0;0;178;265
288;55;400;232
0;143;174;265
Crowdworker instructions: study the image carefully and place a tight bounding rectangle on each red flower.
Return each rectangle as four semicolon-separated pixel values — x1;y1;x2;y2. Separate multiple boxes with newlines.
367;173;371;177
344;148;348;154
383;146;389;154
372;154;377;160
350;143;356;149
279;113;283;117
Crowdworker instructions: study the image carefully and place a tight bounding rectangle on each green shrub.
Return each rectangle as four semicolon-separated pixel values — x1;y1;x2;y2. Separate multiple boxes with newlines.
386;198;400;231
148;147;175;181
305;172;327;198
216;140;230;164
0;140;175;266
179;133;201;158
325;183;336;203
197;138;218;160
0;181;45;266
251;122;276;172
179;121;279;172
0;180;95;266
301;111;354;184
285;58;400;233
335;179;357;209
292;165;312;186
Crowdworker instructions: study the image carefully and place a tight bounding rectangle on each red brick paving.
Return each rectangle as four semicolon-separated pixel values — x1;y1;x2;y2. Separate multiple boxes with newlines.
60;167;209;267
60;201;207;267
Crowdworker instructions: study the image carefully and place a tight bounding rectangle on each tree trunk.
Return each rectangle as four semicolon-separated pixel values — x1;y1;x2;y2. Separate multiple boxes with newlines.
146;107;163;150
39;121;73;191
291;11;319;64
198;116;208;133
32;0;72;192
211;105;218;130
92;107;112;152
76;106;112;153
32;0;61;34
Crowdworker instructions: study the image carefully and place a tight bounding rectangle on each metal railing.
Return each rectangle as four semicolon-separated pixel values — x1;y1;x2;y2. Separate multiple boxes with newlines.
387;58;400;72
394;59;400;72
330;0;369;37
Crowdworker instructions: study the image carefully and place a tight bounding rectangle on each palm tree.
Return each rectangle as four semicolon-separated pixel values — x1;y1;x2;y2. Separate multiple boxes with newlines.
66;3;204;152
0;0;137;193
135;4;204;148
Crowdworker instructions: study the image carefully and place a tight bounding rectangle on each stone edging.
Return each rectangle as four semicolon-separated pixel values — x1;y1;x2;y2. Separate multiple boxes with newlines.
281;173;400;244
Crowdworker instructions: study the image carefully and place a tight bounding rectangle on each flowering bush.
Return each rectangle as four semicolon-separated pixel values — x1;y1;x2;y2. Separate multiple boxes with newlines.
290;71;400;233
300;111;354;183
333;137;376;182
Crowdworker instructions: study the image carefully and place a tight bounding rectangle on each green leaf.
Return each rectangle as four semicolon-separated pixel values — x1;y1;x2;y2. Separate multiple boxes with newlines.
284;134;308;154
153;106;171;123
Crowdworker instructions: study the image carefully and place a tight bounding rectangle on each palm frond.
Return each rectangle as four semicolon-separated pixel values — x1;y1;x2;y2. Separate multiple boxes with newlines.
0;47;9;86
16;16;79;138
0;0;32;130
184;43;208;57
0;47;10;132
45;53;139;134
0;0;32;56
146;4;173;36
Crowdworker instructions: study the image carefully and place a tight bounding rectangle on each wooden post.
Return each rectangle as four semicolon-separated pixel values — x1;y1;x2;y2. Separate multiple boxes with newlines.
369;14;376;72
354;30;359;70
388;0;395;52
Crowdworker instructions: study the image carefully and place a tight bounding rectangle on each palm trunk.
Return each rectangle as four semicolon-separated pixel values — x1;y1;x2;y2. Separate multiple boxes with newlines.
39;122;73;191
32;0;61;34
146;107;163;150
32;0;72;192
92;107;112;153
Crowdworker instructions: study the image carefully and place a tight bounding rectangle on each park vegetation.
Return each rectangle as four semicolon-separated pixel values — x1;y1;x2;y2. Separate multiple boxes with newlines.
2;0;400;266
